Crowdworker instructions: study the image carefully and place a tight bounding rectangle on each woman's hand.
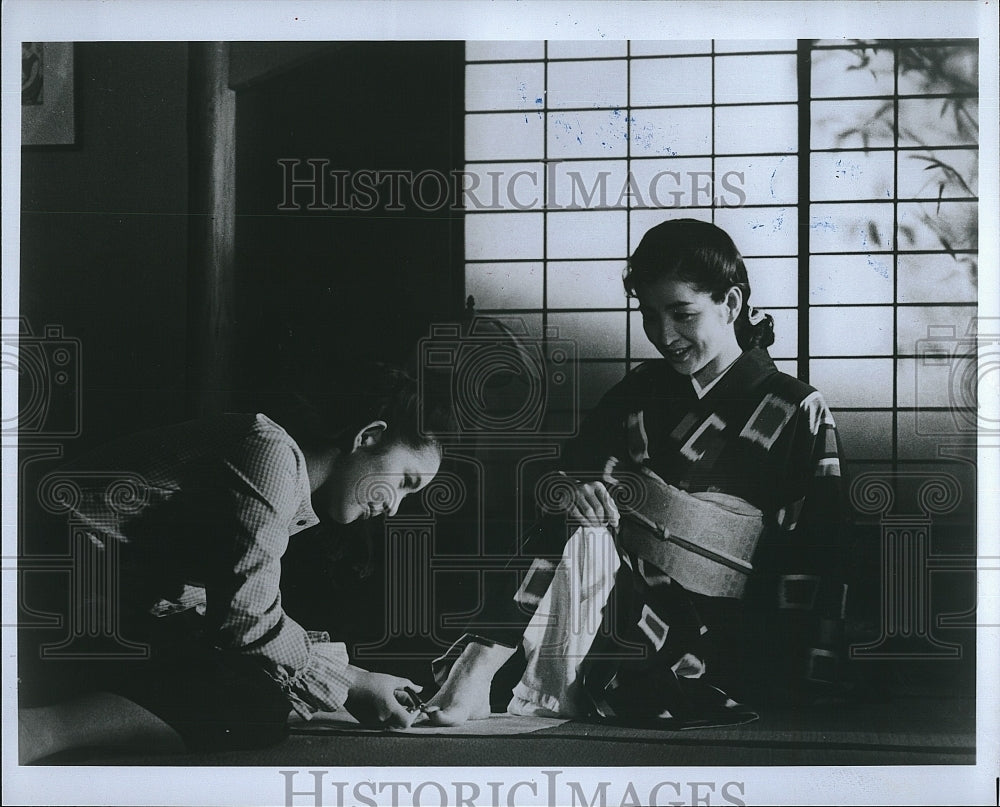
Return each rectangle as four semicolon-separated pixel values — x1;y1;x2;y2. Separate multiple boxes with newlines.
565;473;620;530
344;668;424;729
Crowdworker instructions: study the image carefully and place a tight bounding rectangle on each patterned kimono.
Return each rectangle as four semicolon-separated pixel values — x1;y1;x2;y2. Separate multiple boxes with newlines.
454;348;849;726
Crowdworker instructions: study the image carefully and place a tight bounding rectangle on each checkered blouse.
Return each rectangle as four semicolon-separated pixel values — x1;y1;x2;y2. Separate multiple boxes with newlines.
56;413;352;718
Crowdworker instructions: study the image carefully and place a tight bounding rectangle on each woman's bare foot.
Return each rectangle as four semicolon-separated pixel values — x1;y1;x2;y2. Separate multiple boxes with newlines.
424;641;516;726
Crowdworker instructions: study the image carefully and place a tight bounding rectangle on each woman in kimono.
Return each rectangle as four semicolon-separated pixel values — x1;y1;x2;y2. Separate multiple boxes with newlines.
425;218;849;726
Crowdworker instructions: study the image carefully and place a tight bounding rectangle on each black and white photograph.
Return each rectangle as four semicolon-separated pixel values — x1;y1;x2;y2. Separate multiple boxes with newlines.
3;1;998;805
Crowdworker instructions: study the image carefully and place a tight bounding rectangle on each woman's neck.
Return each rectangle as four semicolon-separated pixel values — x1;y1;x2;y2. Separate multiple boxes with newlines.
302;445;341;493
692;338;744;388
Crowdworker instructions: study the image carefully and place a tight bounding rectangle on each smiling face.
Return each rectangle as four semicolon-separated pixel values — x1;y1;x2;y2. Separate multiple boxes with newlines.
636;275;743;383
317;438;441;524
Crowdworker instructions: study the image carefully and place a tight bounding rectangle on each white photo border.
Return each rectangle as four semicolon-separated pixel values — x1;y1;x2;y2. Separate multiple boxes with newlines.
3;1;998;805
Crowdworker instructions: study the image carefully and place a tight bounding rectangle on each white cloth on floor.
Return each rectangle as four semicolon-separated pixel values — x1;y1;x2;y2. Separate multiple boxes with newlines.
508;525;620;717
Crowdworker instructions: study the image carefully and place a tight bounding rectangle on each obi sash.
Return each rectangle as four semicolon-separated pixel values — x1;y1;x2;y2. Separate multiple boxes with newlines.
615;466;763;599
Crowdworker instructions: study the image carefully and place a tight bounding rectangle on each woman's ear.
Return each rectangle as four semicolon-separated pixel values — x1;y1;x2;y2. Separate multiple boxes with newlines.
724;286;743;324
352;420;388;451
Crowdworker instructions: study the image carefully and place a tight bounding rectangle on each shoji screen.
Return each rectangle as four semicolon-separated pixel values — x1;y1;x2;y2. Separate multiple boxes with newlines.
464;40;801;409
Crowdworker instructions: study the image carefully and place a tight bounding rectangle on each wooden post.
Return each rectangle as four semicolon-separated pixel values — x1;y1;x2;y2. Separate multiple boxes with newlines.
186;42;236;417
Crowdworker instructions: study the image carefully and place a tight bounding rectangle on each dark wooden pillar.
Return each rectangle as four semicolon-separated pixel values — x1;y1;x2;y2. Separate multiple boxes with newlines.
186;42;236;417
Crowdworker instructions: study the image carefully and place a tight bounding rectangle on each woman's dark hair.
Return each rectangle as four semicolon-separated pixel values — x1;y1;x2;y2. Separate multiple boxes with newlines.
279;362;455;455
623;218;775;350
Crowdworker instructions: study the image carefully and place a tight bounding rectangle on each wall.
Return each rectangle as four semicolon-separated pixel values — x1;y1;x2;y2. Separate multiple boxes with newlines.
232;40;465;405
19;41;190;455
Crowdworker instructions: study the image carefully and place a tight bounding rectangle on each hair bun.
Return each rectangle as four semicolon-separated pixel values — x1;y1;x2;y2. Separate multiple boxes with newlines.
740;310;775;350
